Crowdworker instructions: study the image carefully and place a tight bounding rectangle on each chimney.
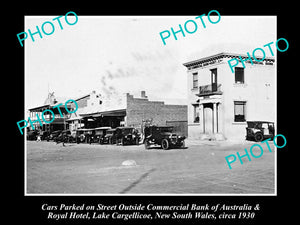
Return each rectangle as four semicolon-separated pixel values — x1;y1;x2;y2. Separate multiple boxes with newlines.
141;91;147;98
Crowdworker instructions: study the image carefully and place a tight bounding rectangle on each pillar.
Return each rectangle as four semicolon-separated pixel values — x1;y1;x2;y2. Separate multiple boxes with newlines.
217;102;223;134
199;104;204;133
213;102;217;133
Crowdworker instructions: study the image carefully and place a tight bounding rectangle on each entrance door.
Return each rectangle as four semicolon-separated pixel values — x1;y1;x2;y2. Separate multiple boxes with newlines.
204;105;213;134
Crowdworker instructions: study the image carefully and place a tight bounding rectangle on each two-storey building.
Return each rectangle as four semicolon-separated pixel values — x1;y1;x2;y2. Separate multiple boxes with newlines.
27;92;74;133
183;52;275;140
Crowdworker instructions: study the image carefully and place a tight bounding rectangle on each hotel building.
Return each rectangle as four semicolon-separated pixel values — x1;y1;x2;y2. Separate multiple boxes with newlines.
183;52;275;140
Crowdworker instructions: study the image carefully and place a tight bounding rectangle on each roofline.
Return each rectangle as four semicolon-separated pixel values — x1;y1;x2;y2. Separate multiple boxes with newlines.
246;121;274;123
80;109;126;117
28;104;50;111
183;52;275;67
74;94;90;101
28;103;72;111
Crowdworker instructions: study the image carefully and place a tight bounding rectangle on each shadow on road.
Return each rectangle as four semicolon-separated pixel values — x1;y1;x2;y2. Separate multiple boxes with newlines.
119;168;156;194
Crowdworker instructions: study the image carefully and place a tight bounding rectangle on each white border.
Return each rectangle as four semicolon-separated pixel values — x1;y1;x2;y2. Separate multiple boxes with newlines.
24;15;277;197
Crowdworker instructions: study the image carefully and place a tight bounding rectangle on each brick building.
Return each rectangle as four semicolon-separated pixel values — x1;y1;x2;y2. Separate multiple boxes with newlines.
68;91;188;136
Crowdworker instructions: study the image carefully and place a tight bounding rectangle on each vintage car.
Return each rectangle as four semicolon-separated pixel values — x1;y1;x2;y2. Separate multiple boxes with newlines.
102;128;117;144
89;127;111;144
144;125;186;150
27;130;38;140
74;128;93;143
49;130;63;141
40;131;51;141
115;127;141;145
54;130;73;143
246;121;275;142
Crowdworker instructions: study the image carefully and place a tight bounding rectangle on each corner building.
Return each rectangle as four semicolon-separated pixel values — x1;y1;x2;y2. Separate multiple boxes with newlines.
183;52;275;140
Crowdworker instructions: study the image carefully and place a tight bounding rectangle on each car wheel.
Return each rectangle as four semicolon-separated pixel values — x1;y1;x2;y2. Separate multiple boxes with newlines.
161;139;169;150
121;138;125;146
144;140;150;149
181;140;185;148
254;132;264;142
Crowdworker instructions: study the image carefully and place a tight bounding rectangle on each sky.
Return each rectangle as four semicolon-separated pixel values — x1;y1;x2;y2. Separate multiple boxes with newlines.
24;15;276;110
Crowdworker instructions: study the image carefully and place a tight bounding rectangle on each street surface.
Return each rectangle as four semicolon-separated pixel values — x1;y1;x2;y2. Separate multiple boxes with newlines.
26;140;275;194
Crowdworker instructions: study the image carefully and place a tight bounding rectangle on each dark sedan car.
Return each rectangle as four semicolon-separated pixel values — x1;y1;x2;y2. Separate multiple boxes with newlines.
115;127;141;145
27;130;38;140
246;121;275;142
144;125;185;150
90;127;111;144
102;128;117;144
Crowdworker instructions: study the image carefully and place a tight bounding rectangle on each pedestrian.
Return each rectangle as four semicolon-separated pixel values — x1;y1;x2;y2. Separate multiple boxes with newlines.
36;134;41;142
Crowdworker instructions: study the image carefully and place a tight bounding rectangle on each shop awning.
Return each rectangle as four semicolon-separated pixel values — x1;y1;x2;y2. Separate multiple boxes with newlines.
81;109;126;118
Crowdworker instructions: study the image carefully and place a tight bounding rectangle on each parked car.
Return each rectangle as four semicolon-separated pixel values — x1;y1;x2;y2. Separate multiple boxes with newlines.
144;125;186;150
115;127;141;145
75;128;93;143
49;130;63;141
90;127;111;144
54;130;73;143
27;130;38;140
246;121;275;142
102;128;117;144
75;129;85;143
40;131;51;141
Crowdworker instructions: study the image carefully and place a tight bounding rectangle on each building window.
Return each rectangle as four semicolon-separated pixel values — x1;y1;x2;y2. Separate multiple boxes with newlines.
192;72;198;89
234;101;246;122
193;104;199;123
235;67;244;84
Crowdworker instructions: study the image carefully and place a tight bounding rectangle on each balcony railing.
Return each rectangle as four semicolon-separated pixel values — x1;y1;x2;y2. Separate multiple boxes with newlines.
197;84;222;96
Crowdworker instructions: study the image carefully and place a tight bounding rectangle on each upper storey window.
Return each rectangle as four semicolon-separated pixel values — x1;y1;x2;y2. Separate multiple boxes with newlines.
192;72;198;89
235;67;244;84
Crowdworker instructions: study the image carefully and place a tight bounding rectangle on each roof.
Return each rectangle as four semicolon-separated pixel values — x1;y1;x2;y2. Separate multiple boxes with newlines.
116;126;135;129
66;115;83;121
28;104;50;111
80;109;126;117
183;52;275;68
94;127;112;130
183;42;274;63
247;121;274;123
148;125;173;128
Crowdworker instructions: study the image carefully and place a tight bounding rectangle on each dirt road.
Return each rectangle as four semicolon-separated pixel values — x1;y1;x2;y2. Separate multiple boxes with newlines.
26;140;275;194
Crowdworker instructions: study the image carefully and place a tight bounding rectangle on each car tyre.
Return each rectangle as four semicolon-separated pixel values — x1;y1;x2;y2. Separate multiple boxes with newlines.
121;138;125;146
181;140;185;148
161;139;169;150
254;132;264;142
144;140;150;149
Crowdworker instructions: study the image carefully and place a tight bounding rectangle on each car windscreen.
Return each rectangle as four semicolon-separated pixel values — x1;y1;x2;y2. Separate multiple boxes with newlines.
122;128;134;135
159;127;173;132
106;130;115;135
95;130;104;135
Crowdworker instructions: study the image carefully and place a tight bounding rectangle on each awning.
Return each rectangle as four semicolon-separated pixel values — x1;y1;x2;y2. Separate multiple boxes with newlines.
66;116;83;121
81;109;126;118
